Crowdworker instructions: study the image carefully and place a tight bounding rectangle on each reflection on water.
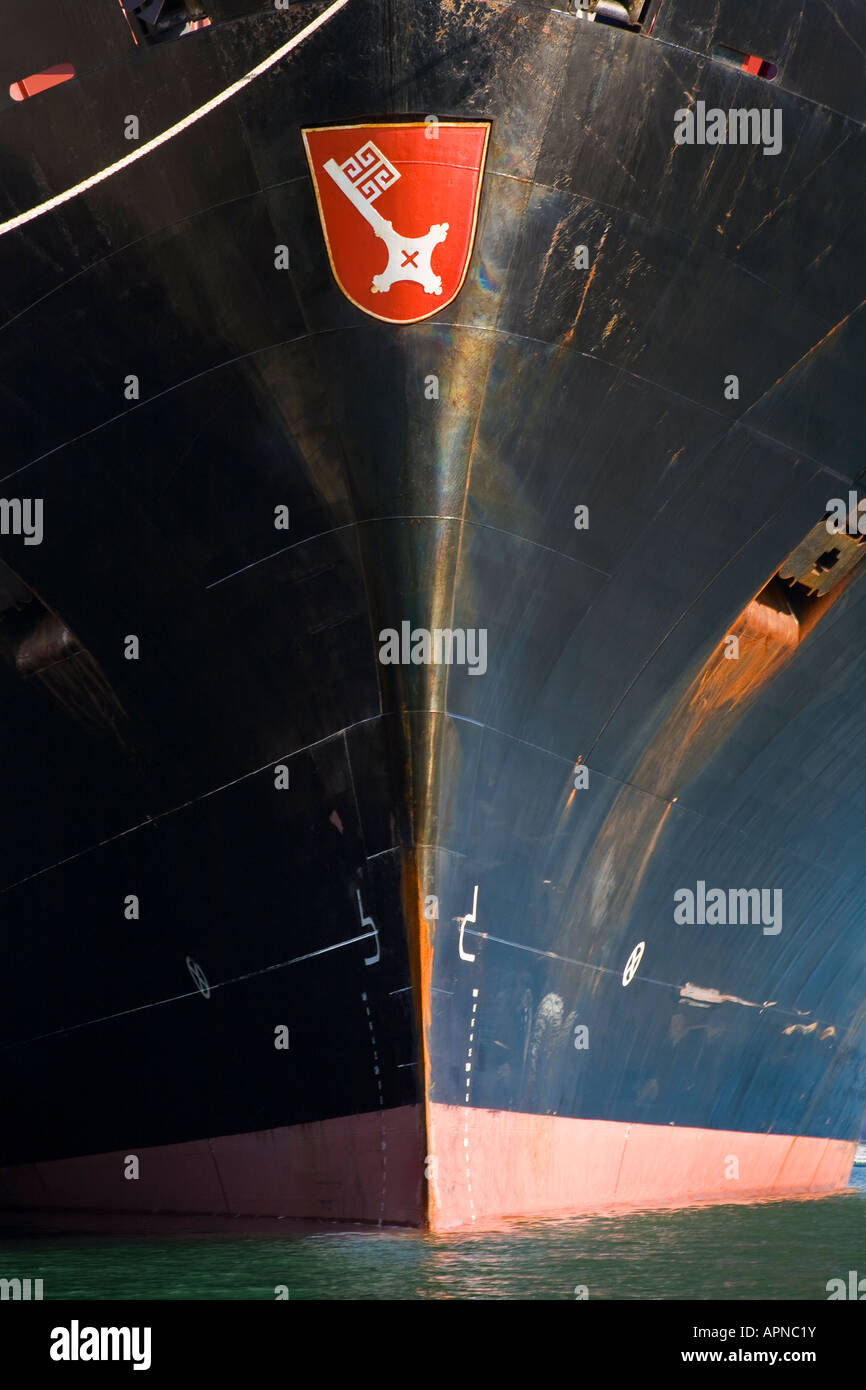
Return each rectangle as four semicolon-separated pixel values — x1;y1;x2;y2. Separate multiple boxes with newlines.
3;1170;865;1300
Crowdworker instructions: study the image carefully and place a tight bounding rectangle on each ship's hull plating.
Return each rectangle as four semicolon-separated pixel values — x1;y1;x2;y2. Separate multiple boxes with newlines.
0;0;865;1229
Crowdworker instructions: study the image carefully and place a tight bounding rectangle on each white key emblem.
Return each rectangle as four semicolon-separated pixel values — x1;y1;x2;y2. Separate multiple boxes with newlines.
324;141;449;296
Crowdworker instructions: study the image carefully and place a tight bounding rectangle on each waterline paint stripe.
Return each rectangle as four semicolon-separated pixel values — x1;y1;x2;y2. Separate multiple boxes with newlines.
0;0;351;239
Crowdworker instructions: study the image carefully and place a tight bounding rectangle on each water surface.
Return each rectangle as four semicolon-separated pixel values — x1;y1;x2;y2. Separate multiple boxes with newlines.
3;1168;864;1299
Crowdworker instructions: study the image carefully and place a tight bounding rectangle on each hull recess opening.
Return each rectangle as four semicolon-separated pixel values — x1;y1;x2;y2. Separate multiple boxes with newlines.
120;1;211;45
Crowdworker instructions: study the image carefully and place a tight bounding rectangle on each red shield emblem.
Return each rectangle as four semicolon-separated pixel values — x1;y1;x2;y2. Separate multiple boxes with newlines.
302;121;490;325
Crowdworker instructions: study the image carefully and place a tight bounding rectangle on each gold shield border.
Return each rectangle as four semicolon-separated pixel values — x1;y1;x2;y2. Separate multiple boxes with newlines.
301;120;492;325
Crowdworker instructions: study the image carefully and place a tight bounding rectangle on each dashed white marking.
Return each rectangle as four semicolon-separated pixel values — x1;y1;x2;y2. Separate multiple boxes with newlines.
462;988;480;1222
0;0;352;239
362;991;387;1227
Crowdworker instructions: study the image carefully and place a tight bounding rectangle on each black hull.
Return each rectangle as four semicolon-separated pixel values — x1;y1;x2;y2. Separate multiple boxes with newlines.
0;0;865;1226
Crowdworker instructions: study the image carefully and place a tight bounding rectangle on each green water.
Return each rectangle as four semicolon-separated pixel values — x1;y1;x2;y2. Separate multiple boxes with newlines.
3;1170;865;1300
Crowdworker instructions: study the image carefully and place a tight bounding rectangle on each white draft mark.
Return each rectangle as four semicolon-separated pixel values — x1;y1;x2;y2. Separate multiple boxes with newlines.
361;989;387;1226
463;986;480;1222
458;884;479;962
357;889;380;966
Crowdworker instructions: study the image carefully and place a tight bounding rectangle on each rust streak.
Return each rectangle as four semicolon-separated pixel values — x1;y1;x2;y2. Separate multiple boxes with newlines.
563;222;609;347
740;298;866;424
400;847;435;1226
